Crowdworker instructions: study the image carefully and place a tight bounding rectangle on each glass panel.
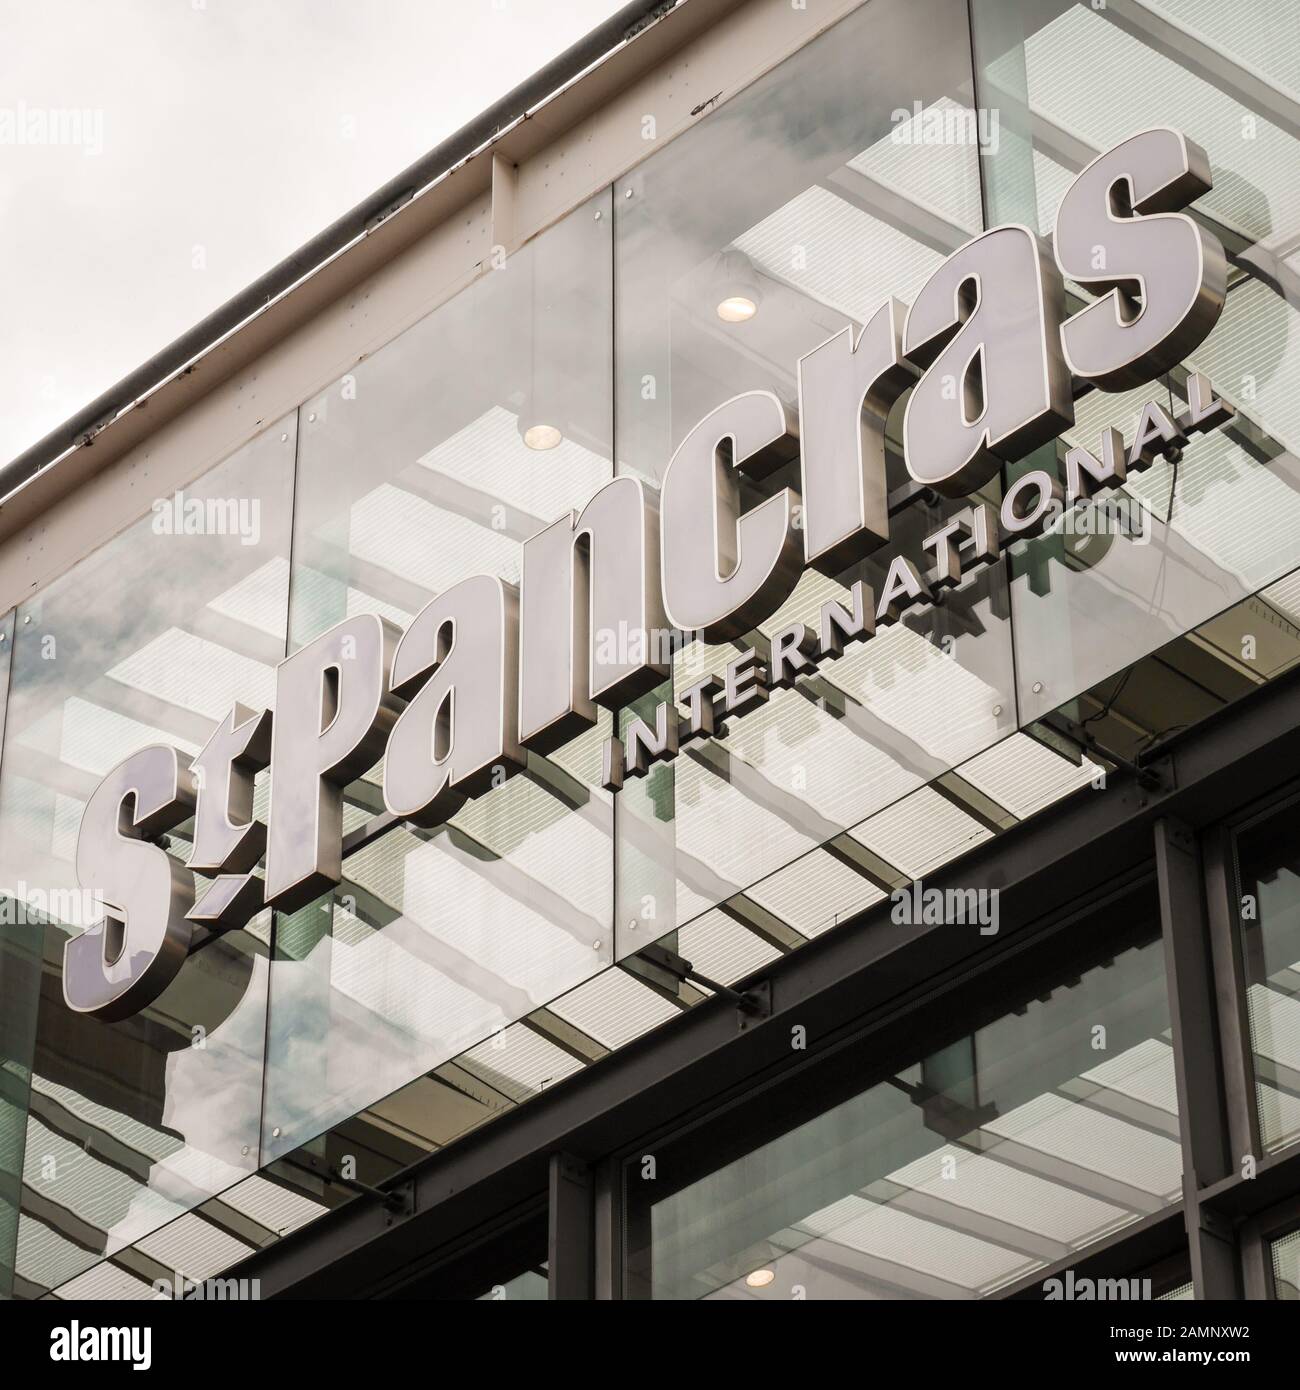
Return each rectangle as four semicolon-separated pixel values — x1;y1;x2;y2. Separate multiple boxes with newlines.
476;1267;548;1301
262;191;614;1161
1272;1227;1300;1298
613;0;1014;954
0;422;295;1297
626;916;1175;1300
1235;801;1300;1153
971;0;1300;722
0;607;27;1300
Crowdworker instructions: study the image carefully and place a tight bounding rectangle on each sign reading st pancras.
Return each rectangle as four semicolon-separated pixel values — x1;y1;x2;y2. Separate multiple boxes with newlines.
68;128;1237;1020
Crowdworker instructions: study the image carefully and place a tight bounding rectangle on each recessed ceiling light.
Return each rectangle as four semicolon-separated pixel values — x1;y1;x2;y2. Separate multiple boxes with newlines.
745;1268;776;1288
523;423;562;450
716;295;758;324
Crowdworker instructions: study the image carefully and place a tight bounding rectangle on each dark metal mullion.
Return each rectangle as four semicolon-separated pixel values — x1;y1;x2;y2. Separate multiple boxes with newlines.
548;1151;595;1300
1154;816;1240;1297
592;1155;623;1300
1202;826;1264;1166
1211;811;1291;1300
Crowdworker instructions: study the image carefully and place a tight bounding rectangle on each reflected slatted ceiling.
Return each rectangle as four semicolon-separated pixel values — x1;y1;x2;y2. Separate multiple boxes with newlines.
850;786;992;880
54;1261;160;1301
1079;1036;1179;1116
1261;566;1300;623
672;761;817;924
847;97;984;235
400;836;603;975
348;483;520;592
721;687;924;829
1142;0;1300;102
289;561;414;633
1191;281;1300;454
1025;5;1300;246
133;1212;254;1282
752;566;1007;769
678;909;782;986
106;1152;249;1254
1257;1081;1300;1152
983;1092;1183;1200
416;405;610;523
37;697;192;771
16;1215;101;1296
1246;981;1300;1074
107;628;276;723
28;1073;180;1164
745;848;886;938
829;622;1004;768
23;1115;153;1236
733;185;947;327
215;1173;327;1237
797;1193;1036;1293
958;733;1100;820
886;1145;1132;1246
206;556;291;638
550;967;681;1050
541;719;610;789
460;1023;585;1103
1029;149;1074;238
448;771;584;852
324;895;517;1042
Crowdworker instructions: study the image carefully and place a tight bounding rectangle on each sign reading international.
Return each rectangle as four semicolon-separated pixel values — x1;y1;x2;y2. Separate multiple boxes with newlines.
66;128;1236;1020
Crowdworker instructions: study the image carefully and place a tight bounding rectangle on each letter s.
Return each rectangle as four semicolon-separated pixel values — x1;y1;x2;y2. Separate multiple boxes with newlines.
65;745;196;1020
1055;127;1227;390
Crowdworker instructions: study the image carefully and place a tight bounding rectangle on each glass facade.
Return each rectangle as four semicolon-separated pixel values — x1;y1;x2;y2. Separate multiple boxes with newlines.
261;191;615;1162
1236;800;1300;1154
0;0;1298;1301
970;0;1300;724
0;425;295;1296
626;906;1174;1299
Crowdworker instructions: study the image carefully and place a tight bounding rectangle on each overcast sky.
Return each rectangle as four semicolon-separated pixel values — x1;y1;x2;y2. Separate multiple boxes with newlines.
0;0;627;465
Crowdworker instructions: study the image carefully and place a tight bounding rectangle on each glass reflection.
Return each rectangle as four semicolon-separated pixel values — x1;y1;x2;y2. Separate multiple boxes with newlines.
0;422;294;1297
628;921;1175;1300
1236;801;1300;1153
612;0;1013;951
972;0;1300;721
263;192;615;1161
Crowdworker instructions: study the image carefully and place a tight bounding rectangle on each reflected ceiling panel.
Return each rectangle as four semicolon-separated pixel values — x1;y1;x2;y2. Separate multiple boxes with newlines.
745;848;886;939
550;968;682;1050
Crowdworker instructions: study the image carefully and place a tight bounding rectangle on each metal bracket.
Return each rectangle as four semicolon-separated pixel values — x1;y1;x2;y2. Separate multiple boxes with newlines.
736;979;771;1031
1196;1199;1235;1246
638;942;771;1031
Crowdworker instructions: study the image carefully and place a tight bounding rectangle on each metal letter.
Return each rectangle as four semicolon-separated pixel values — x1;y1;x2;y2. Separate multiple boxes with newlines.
818;580;875;660
384;573;524;827
265;613;402;911
1056;128;1226;391
796;299;912;573
660;391;803;641
188;702;272;931
66;745;196;1020
625;702;679;778
903;225;1073;496
519;475;668;753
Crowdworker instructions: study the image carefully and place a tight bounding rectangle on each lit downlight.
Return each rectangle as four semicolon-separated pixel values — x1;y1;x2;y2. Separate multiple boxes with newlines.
713;248;762;324
522;423;562;450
